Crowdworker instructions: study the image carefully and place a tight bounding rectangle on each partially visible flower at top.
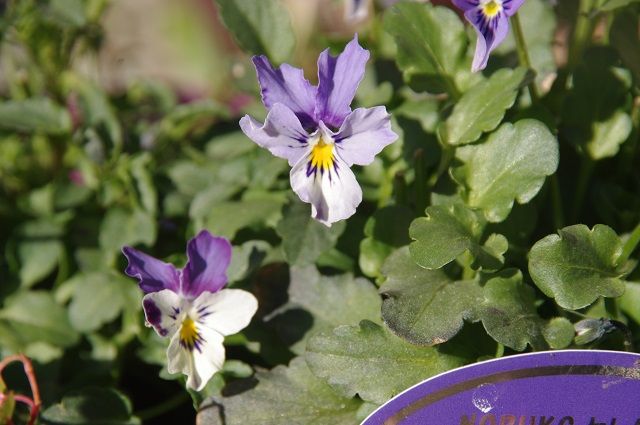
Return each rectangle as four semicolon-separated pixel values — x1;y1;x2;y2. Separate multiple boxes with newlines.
240;35;398;226
345;0;369;22
452;0;525;72
122;230;258;391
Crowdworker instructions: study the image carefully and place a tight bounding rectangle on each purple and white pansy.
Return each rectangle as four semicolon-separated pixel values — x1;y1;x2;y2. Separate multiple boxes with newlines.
452;0;526;72
240;35;398;226
122;230;257;391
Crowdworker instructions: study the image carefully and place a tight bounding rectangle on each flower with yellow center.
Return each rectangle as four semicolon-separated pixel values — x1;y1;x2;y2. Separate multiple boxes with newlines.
124;230;258;391
452;0;526;72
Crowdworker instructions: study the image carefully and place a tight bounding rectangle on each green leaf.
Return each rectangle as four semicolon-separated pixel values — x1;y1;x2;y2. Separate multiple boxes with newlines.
18;239;63;287
444;67;529;146
384;2;466;95
267;266;381;355
0;291;79;348
159;100;229;140
130;154;158;215
380;247;482;345
479;269;545;351
99;208;156;253
562;48;632;160
214;0;295;64
359;205;414;278
68;272;134;333
48;0;87;28
452;119;559;222
306;320;467;404
0;391;15;424
0;98;71;134
586;110;632;160
596;0;640;11
409;204;507;270
528;224;629;310
610;10;640;85
543;317;575;349
41;387;140;425
63;74;122;146
276;200;346;266
207;357;361;425
203;197;284;239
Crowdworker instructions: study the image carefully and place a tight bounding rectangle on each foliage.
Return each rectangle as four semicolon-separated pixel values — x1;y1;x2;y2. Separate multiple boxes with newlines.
0;0;639;423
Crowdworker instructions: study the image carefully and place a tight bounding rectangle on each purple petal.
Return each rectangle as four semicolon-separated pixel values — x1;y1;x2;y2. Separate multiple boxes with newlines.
315;35;370;129
181;230;231;298
122;247;180;294
467;10;510;72
252;56;318;128
332;107;397;166
503;0;525;16
452;0;478;11
239;103;311;166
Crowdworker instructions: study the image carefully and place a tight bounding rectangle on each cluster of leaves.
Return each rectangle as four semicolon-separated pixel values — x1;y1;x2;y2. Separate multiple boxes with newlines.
0;0;639;424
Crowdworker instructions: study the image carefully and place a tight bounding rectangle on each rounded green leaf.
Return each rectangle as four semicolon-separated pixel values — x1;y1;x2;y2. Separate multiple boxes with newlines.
205;357;361;425
381;247;483;346
306;320;467;404
543;317;575;349
41;388;139;424
452;119;559;223
479;269;546;351
528;224;628;309
444;67;530;146
383;2;466;95
409;204;506;270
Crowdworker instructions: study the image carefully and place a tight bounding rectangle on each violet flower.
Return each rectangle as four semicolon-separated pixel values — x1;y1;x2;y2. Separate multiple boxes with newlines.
240;35;397;226
122;230;257;391
452;0;525;72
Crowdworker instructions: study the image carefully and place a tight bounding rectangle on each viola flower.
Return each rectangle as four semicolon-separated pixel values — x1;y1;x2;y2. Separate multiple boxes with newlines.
122;230;258;391
452;0;525;72
240;35;397;226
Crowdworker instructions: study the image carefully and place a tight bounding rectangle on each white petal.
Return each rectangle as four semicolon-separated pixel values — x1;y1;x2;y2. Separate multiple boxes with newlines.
195;289;258;337
142;290;182;338
290;152;362;226
166;327;225;391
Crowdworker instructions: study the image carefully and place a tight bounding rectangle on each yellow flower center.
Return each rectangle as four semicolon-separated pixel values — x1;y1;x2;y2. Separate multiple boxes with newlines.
180;316;199;350
310;139;335;172
482;0;502;17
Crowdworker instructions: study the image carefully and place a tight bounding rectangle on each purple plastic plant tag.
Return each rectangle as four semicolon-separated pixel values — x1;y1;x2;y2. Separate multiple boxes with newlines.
362;350;640;425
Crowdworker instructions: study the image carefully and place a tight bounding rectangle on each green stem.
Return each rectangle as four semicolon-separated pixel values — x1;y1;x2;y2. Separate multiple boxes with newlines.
550;175;564;230
414;149;428;215
427;145;454;188
495;343;505;358
570;157;594;223
511;13;539;101
393;171;408;206
569;0;596;68
618;221;640;265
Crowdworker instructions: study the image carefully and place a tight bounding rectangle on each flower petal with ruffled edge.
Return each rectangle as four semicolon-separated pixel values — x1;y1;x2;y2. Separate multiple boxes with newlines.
182;230;232;299
315;35;370;129
239;103;311;167
122;247;180;294
252;56;318;129
142;288;258;391
333;106;397;166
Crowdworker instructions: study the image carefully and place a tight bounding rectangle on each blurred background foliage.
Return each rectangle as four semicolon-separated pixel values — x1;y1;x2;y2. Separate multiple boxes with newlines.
0;0;639;424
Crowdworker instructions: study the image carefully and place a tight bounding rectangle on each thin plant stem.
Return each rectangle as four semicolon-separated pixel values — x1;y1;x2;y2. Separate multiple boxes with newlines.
414;149;428;215
570;157;594;223
0;354;41;425
511;13;539;101
618;221;640;266
495;343;505;358
550;175;564;230
569;0;596;68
